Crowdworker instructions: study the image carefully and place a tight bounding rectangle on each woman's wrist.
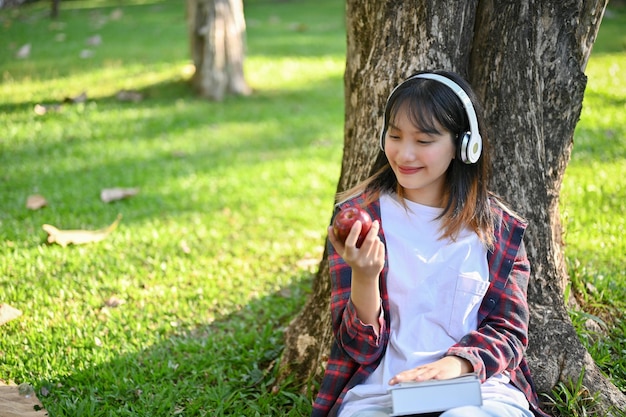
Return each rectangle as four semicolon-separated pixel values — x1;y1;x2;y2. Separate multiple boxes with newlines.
350;276;381;331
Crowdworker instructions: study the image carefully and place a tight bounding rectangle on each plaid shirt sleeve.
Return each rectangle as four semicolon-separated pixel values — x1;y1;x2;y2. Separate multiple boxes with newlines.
329;221;387;364
312;196;389;417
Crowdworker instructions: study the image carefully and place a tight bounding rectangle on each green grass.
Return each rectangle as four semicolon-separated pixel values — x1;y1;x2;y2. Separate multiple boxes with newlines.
560;2;626;327
0;1;624;416
1;1;345;415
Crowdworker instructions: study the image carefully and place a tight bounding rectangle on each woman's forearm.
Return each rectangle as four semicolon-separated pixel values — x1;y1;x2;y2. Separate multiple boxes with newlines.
350;272;382;334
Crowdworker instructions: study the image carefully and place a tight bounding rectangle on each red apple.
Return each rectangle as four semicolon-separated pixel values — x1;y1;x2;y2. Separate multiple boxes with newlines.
332;207;373;247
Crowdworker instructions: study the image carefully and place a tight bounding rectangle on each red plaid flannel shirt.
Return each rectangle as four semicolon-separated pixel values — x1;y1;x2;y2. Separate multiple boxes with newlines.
311;194;550;417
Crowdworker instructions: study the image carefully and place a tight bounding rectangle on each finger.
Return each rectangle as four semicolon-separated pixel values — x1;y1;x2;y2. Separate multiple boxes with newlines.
356;220;379;253
360;222;385;267
389;369;416;385
363;220;380;243
389;367;435;385
344;220;362;248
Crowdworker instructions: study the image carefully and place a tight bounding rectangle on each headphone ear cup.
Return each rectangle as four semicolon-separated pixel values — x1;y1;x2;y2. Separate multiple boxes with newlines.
459;132;482;164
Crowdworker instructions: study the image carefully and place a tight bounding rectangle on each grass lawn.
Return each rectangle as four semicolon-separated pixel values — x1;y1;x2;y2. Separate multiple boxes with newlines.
0;0;624;416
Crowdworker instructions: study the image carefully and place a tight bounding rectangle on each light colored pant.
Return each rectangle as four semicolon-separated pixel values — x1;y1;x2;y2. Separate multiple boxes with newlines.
348;399;535;417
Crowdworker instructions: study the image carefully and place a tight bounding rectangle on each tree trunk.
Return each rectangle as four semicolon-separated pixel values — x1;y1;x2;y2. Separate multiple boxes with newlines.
280;0;626;415
187;0;251;101
51;0;60;18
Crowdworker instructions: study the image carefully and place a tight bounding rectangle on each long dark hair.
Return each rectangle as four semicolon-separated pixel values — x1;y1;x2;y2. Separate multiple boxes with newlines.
338;70;495;245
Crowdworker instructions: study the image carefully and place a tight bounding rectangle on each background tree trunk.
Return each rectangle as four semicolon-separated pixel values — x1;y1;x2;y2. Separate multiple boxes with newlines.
280;0;626;414
187;0;251;101
51;0;60;18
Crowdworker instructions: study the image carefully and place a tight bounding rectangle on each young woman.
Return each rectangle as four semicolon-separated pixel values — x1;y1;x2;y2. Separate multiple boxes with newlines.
312;71;550;417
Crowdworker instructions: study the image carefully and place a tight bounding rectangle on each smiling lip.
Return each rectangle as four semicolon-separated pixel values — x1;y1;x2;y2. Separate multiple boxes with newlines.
398;166;422;175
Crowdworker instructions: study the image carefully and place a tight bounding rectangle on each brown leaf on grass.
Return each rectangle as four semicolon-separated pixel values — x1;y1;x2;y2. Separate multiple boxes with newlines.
25;194;47;210
86;34;102;46
16;43;31;59
79;49;94;59
100;187;139;203
0;381;48;416
33;103;61;115
110;8;124;20
103;296;125;308
49;21;66;31
63;91;87;104
0;304;22;326
34;92;86;116
115;90;144;102
42;214;122;247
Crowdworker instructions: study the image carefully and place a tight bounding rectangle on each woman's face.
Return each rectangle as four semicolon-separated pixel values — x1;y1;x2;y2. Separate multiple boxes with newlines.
384;104;455;207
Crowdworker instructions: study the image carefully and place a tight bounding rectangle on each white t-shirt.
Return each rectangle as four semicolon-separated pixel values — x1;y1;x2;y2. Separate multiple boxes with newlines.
338;194;529;416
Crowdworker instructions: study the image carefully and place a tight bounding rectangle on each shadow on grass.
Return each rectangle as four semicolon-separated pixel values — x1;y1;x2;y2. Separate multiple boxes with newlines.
35;272;317;416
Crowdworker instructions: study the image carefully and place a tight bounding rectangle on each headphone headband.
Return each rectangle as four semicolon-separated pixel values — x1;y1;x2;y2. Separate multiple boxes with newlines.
379;72;482;164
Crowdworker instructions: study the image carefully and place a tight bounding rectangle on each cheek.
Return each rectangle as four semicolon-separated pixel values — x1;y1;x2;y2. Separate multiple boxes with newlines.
440;140;457;162
384;141;397;160
424;147;454;165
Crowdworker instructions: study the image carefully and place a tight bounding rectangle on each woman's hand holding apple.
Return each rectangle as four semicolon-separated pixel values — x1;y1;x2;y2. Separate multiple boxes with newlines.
328;207;385;332
328;207;385;281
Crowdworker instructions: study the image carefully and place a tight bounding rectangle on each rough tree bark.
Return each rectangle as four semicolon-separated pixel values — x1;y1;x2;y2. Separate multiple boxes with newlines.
280;0;626;415
187;0;251;101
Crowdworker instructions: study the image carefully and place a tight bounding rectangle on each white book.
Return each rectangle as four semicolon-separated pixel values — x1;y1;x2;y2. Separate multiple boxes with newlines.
388;374;482;416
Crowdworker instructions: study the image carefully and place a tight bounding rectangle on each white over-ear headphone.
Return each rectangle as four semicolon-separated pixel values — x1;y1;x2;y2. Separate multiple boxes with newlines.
379;73;482;164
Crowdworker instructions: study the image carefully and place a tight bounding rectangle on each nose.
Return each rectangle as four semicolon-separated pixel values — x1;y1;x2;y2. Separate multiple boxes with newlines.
397;140;418;161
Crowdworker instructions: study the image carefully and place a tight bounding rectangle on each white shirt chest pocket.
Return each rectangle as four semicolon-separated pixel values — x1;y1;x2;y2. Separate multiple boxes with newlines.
447;273;490;340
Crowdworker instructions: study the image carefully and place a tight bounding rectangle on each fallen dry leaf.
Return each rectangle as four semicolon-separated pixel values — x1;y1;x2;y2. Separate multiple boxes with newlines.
79;49;94;59
110;8;124;20
25;195;47;210
34;103;61;115
100;187;139;203
49;21;66;31
103;296;124;308
86;34;102;46
0;304;22;326
42;214;122;247
63;91;87;104
115;90;144;102
16;43;31;59
34;91;85;116
0;381;48;417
